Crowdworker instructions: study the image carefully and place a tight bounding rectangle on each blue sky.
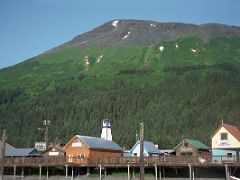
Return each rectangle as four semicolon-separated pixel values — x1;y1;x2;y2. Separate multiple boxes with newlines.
0;0;240;69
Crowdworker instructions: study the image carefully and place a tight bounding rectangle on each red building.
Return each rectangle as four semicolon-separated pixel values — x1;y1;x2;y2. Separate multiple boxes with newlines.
174;139;210;159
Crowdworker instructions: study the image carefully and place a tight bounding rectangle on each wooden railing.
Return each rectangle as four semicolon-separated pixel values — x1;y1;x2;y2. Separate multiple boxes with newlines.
84;156;200;166
3;156;65;166
1;155;239;167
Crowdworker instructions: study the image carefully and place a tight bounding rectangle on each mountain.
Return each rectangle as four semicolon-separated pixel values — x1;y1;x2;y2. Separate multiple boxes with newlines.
50;20;240;52
0;20;240;148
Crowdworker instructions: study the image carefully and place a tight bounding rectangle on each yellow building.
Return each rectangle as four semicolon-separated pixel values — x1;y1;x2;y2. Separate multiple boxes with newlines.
211;123;240;163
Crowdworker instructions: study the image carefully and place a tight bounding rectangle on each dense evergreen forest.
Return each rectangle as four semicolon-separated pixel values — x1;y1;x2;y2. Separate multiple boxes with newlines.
1;68;240;149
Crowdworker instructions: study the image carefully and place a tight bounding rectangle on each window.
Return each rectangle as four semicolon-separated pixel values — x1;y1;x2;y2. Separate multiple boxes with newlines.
184;142;189;147
227;153;232;158
221;133;228;140
77;154;85;160
181;152;193;156
68;154;73;162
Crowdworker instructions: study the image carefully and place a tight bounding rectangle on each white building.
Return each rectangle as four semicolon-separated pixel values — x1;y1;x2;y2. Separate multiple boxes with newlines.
101;119;112;141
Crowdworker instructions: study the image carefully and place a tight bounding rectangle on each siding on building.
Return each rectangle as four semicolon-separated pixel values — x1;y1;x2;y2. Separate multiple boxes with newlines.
212;126;240;149
42;146;65;157
65;135;122;164
212;149;239;163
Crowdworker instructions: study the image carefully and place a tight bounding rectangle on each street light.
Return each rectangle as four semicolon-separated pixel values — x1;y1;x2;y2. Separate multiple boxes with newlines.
38;120;50;149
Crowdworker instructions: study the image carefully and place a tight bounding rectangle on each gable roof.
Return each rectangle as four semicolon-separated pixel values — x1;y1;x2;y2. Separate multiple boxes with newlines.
130;140;162;154
186;139;209;150
42;145;65;154
174;139;209;150
211;123;240;141
65;135;122;151
5;148;41;157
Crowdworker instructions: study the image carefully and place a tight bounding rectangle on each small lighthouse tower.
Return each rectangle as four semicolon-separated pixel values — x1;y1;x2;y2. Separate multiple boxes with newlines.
101;119;112;141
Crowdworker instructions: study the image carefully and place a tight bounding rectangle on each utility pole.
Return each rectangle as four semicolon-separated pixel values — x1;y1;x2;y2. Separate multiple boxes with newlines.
45;120;49;149
43;120;50;149
38;120;50;150
0;130;6;180
140;123;144;180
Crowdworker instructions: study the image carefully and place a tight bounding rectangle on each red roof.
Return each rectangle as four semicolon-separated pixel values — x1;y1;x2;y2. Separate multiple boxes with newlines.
222;123;240;141
211;123;240;141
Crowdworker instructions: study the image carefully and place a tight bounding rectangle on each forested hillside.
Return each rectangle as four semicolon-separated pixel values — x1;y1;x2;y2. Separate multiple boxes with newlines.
1;20;240;149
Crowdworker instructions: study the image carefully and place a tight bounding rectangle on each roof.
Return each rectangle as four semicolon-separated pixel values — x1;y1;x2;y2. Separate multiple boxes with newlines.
5;148;41;157
0;140;15;151
123;151;132;157
42;145;65;154
174;139;209;150
65;135;122;151
186;139;209;150
211;123;240;141
130;140;162;154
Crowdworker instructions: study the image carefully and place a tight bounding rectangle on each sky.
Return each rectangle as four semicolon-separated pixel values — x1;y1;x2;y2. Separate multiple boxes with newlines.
0;0;240;69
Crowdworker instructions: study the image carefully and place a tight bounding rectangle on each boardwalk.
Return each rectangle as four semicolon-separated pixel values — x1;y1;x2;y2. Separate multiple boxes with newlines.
2;156;239;180
2;156;240;168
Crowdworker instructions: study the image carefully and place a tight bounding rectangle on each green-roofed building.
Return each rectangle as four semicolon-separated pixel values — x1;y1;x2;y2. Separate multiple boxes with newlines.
174;139;210;159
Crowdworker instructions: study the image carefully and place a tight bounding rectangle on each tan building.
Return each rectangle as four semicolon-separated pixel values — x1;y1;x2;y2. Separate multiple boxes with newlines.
42;145;65;157
211;123;240;163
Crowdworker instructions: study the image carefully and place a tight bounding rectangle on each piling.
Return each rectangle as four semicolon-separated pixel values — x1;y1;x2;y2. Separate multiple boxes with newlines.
13;165;16;180
188;164;192;180
155;164;158;180
159;166;162;180
39;165;42;180
99;165;102;180
65;165;68;179
71;167;74;180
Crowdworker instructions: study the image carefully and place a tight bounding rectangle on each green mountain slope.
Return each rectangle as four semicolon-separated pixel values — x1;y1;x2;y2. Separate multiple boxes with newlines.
1;21;240;148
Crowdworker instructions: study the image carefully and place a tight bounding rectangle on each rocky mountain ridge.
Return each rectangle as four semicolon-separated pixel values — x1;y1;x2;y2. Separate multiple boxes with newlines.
49;19;240;53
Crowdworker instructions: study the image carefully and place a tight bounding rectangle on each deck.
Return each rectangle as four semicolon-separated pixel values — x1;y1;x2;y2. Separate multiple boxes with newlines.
2;155;240;168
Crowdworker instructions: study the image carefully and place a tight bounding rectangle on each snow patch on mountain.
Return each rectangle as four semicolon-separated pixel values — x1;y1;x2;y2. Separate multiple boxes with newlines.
96;55;103;63
122;31;131;40
191;48;197;53
159;46;165;52
112;20;119;27
84;56;90;70
150;23;156;28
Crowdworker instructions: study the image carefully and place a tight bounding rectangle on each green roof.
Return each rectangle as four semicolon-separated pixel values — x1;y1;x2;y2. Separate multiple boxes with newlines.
186;139;209;150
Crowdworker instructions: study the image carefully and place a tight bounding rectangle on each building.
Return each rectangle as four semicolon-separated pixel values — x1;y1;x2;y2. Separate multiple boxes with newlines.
65;135;122;164
174;139;210;158
0;140;15;151
127;140;162;157
211;123;240;163
42;145;65;157
101;119;112;141
5;148;41;157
